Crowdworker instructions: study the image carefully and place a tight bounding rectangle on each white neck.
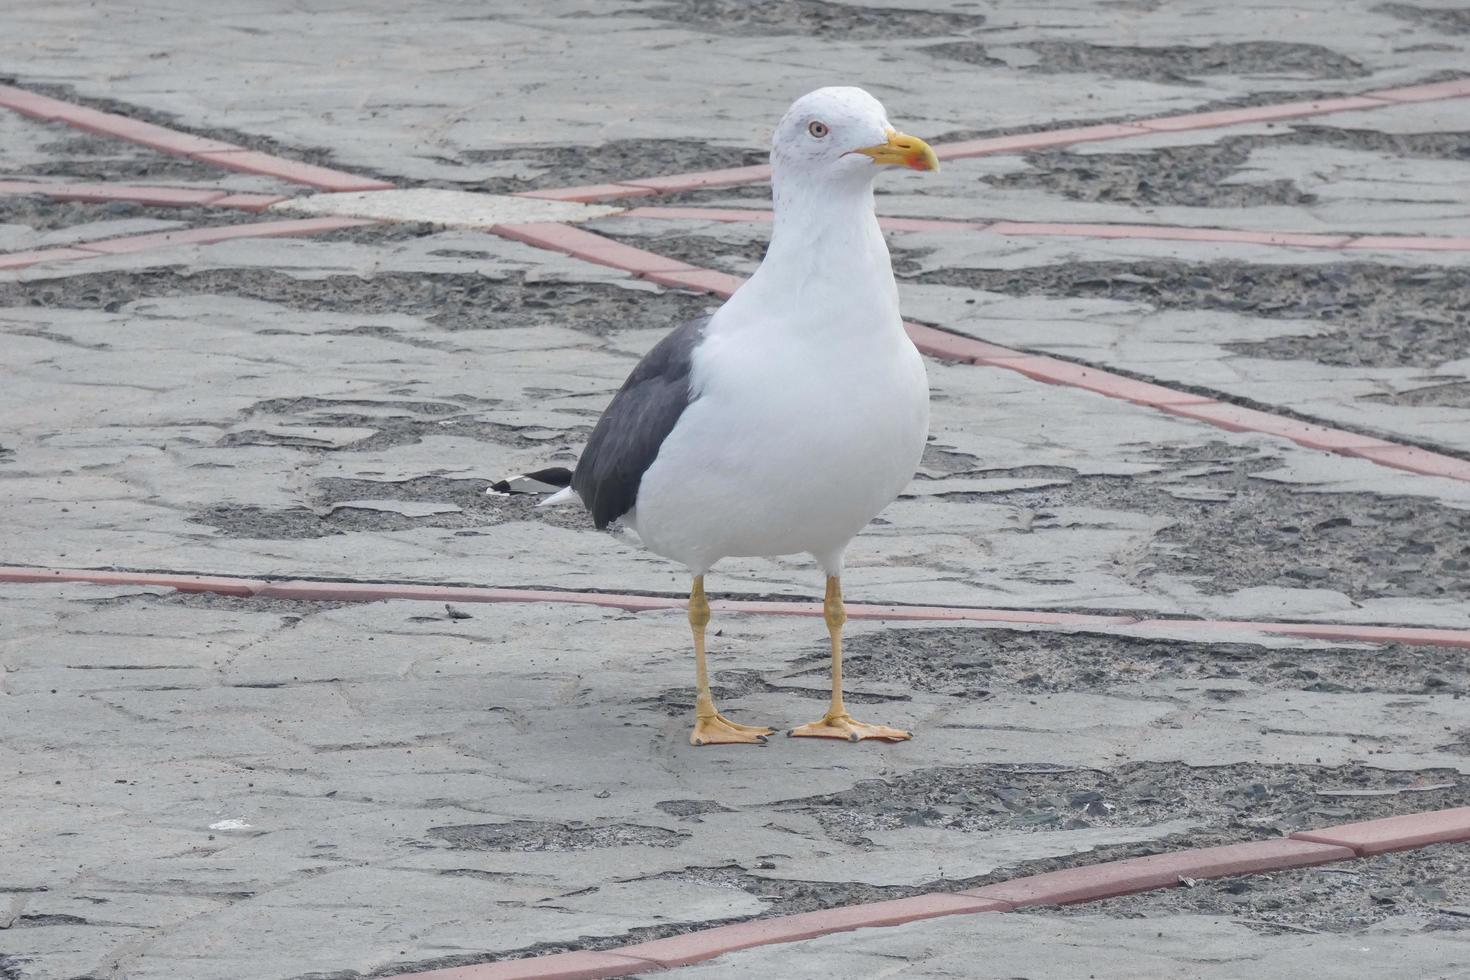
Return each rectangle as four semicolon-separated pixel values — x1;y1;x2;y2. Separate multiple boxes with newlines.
732;171;900;332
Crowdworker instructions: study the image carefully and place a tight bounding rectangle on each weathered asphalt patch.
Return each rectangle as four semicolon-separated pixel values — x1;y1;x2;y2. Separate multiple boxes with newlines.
427;821;686;852
1378;3;1470;35
973;467;1470;603
911;260;1470;370
622;0;987;38
189;474;594;538
1046;841;1470;934
0;196;257;234
777;761;1464;845
3;128;235;184
0;268;719;337
224;399;572;451
1362;380;1470;409
818;626;1470;698
452;138;766;193
1017;40;1369;83
984;126;1470;209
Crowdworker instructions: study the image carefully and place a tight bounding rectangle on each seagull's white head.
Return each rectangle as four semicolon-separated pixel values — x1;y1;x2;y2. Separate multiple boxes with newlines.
769;86;938;188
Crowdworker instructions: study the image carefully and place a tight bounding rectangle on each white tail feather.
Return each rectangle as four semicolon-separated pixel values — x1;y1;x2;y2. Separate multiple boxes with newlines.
537;486;580;509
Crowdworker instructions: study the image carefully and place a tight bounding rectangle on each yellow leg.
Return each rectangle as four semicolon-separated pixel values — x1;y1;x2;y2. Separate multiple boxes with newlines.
689;576;774;747
789;576;912;743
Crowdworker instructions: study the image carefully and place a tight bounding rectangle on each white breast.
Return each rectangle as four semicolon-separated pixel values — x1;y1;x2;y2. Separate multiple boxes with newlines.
628;207;930;575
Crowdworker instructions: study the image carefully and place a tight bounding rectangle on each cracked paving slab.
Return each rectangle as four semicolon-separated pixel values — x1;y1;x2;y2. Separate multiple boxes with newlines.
0;108;297;195
596;214;1470;458
674;903;1470;978
1;2;1467;184
4;226;1470;627
3;582;1469;978
674;97;1470;235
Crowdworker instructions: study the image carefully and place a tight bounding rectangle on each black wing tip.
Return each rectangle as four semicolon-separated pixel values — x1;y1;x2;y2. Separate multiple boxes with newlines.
490;466;574;495
525;466;573;488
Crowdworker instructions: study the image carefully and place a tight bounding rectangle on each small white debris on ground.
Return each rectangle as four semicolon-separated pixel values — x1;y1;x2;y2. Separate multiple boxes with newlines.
209;819;253;831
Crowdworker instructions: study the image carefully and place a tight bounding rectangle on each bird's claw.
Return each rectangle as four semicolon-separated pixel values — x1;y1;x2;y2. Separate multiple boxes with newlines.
788;711;912;743
690;712;775;747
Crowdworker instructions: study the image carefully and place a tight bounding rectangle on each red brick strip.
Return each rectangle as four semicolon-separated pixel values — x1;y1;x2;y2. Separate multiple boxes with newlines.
211;192;294;211
1369;78;1470;103
986;221;1353;248
933;123;1153;161
0;247;96;271
0;84;239;153
518;183;660;203
492;222;697;275
0;216;378;270
1131;96;1389;133
76;217;378;254
1346;445;1470;482
4;565;1470;650
524;82;1470;202
0;566;266;596
618;205;1470;252
389;951;659;980
485;222;1470;484
1293;807;1470;855
620;163;773;192
0;83;392;192
1346;235;1470;252
1130;618;1470;651
375;807;1470;979
617;894;1006;970
960;838;1353;907
189;149;393;192
620;206;775;224
0;179;288;211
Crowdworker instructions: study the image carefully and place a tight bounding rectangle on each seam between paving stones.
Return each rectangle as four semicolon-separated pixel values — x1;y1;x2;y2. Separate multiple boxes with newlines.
3;565;1469;651
617;205;1470;252
375;808;1470;979
482;221;1470;483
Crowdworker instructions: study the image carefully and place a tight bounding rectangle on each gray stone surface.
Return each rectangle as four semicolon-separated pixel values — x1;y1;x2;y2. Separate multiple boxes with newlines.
677;907;1470;979
600;216;1470;457
4;583;1470;979
5;227;1469;625
2;1;1466;185
3;2;1470;978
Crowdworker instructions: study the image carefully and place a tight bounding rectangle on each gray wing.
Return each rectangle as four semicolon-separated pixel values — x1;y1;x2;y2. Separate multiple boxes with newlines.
572;316;709;529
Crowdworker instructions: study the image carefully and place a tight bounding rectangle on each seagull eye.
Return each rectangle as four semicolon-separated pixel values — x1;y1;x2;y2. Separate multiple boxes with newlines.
807;120;829;139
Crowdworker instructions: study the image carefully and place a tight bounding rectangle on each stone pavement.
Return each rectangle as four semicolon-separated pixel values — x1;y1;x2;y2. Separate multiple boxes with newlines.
676;907;1470;979
3;1;1470;978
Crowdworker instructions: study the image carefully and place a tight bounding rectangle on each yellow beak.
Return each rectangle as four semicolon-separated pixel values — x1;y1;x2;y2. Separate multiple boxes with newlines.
853;128;939;172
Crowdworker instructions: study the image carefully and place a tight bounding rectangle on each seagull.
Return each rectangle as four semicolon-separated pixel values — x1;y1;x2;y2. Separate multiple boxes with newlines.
546;87;936;746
